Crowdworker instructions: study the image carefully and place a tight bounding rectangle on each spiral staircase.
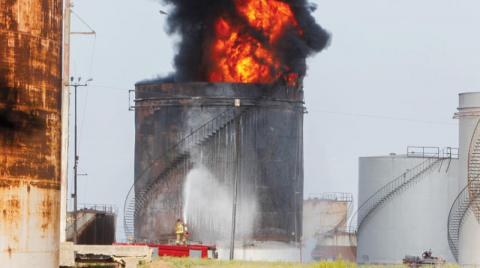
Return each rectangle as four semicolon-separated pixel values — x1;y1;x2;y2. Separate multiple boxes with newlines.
447;119;480;262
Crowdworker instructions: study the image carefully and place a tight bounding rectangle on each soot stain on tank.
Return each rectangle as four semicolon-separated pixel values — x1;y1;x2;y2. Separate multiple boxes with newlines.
0;86;45;136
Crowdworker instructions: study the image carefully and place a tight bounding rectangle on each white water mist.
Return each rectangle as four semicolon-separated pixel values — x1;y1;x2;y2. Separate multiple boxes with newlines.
182;164;257;244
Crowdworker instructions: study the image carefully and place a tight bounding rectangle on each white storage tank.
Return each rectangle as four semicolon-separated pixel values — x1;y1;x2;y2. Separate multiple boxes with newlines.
357;150;457;264
455;92;480;265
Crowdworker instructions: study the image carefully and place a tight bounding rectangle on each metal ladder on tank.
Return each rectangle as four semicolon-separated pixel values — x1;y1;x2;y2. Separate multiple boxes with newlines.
123;87;304;241
349;156;443;244
447;119;480;262
123;107;248;239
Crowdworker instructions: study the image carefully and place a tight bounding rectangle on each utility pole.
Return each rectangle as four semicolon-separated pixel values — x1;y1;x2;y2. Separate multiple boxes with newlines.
66;77;92;243
230;100;241;260
60;0;96;242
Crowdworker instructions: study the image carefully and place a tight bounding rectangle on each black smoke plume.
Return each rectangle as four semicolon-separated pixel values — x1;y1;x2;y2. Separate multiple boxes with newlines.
160;0;330;83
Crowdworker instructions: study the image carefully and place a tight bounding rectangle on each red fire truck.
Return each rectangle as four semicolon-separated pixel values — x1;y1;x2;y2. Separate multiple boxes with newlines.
114;243;218;259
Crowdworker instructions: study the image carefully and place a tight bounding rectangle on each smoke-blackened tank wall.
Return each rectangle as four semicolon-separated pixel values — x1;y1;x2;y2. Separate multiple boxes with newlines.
134;82;304;243
0;0;63;266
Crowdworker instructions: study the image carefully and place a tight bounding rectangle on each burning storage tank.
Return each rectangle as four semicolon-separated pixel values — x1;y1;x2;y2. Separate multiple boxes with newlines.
130;82;304;243
0;1;63;267
124;0;329;251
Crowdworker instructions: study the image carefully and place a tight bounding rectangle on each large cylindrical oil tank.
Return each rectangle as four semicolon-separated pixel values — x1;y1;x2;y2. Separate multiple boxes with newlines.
0;1;63;267
357;154;457;264
456;92;480;265
133;82;304;244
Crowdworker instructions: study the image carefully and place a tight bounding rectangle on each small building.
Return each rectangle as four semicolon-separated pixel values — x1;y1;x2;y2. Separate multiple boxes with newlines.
66;204;117;245
303;193;356;262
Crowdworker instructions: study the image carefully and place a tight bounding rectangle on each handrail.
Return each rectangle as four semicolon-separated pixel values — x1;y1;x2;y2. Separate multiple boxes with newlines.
123;87;302;240
135;108;240;189
123;107;246;239
447;118;480;261
447;184;470;261
407;146;440;158
308;192;353;202
347;157;441;256
407;146;458;159
78;203;117;214
350;157;441;232
446;177;480;261
444;147;459;159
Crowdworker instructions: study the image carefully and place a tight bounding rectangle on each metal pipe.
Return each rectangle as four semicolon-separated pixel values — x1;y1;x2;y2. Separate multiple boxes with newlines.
229;111;241;260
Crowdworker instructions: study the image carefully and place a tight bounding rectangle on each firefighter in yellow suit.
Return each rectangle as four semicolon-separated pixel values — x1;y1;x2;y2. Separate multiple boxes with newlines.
175;219;185;245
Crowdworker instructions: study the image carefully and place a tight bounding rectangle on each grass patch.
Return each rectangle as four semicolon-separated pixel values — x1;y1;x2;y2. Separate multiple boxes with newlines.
146;257;356;268
143;257;458;268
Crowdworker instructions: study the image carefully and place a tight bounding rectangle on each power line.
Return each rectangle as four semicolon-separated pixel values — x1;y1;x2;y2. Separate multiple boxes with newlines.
66;77;92;244
89;84;132;92
311;109;457;126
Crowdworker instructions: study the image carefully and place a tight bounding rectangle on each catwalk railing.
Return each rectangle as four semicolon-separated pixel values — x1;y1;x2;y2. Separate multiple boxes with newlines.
308;192;353;203
407;146;459;159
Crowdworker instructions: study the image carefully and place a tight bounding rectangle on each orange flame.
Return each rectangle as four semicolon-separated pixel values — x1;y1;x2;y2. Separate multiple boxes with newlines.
236;0;300;43
208;0;302;85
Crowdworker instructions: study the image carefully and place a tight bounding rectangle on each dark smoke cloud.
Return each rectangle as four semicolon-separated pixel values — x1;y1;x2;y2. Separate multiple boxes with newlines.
159;0;330;83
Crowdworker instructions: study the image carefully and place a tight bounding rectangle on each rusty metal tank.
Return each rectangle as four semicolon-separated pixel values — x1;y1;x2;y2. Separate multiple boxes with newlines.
132;82;304;244
0;0;63;266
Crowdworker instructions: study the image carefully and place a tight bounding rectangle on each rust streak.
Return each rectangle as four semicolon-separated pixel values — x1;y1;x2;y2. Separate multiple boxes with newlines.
40;197;53;234
0;0;63;263
0;179;60;190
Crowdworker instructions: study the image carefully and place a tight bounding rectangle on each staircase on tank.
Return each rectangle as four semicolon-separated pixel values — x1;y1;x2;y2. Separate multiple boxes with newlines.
123;107;248;239
123;85;298;240
347;153;446;256
351;154;444;235
448;124;480;262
